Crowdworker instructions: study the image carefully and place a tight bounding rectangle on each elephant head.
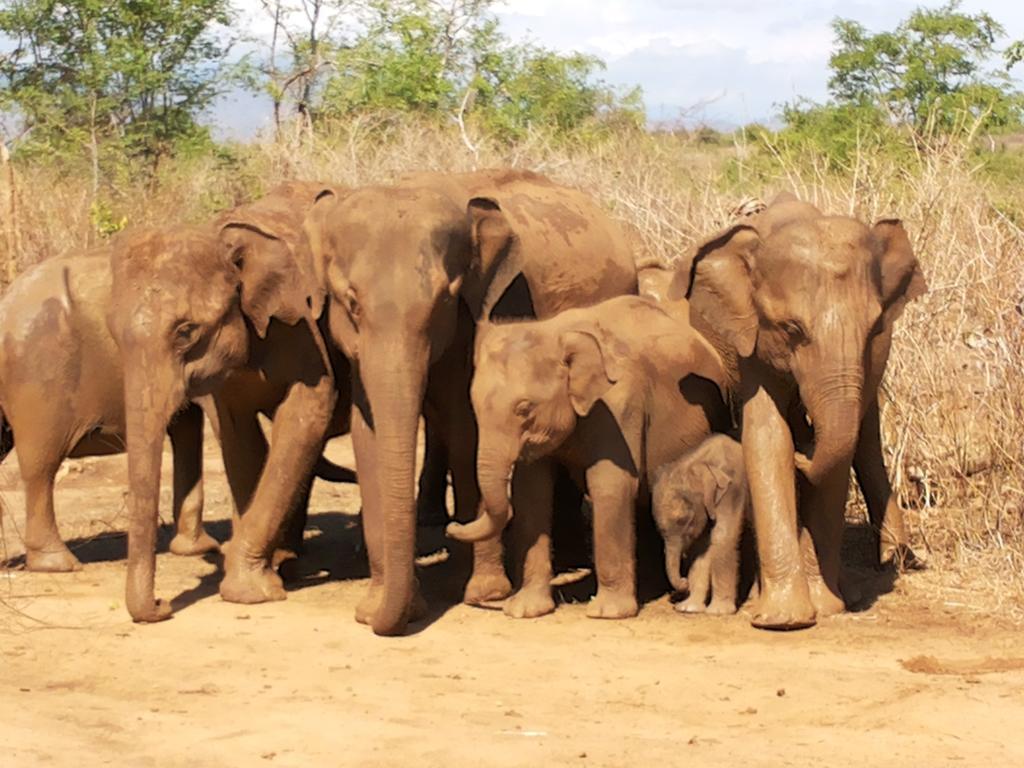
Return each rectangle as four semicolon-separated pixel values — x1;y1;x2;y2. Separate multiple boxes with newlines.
447;318;626;543
675;207;927;486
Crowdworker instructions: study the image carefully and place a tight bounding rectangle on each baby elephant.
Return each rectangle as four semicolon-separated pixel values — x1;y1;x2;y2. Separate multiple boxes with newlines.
652;435;749;615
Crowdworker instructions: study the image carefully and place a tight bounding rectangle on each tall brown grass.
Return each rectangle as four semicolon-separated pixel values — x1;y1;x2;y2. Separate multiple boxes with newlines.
2;118;1022;616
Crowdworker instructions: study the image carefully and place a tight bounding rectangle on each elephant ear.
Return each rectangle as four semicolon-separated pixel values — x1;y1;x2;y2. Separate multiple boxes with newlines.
680;224;761;358
700;462;731;519
465;196;519;320
871;219;927;324
303;187;341;319
561;330;623;417
218;192;329;338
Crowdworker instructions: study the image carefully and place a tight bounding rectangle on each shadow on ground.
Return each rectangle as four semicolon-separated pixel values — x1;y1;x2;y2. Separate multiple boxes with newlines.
1;508;911;623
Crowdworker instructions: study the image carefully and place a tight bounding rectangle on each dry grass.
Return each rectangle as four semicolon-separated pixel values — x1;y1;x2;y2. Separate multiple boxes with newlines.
1;119;1022;614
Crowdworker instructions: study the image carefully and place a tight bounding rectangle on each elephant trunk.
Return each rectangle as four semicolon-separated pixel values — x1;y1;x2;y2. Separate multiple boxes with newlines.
796;365;863;486
664;535;690;594
446;445;514;543
363;342;429;637
123;357;182;622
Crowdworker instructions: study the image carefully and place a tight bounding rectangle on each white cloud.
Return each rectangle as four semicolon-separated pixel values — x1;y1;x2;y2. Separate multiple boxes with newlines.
495;0;1024;125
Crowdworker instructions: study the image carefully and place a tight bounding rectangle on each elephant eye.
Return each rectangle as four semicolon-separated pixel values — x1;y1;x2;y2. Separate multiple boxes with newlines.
173;321;201;351
781;320;808;344
343;286;361;323
229;244;246;270
514;400;534;419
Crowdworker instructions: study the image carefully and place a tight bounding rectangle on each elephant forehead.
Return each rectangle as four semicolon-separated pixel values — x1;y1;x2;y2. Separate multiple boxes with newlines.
764;218;873;275
479;327;557;375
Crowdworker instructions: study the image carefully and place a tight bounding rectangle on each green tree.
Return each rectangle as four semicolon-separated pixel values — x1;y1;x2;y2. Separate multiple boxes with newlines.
318;0;643;140
0;0;235;186
827;1;1023;131
472;42;643;140
323;0;491;115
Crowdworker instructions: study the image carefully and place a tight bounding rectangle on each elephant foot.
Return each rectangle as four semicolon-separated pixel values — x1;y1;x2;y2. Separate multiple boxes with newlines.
220;555;287;605
705;598;738;616
355;583;428;625
809;579;845;619
586;589;638;619
169;530;220;557
26;546;82;573
674;596;707;614
463;570;513;605
749;580;816;630
503;587;556;619
130;597;173;623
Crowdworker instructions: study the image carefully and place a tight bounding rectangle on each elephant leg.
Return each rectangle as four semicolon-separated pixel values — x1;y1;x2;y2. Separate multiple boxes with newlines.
280;476;312;557
415;417;449;528
706;518;742;615
798;468;850;619
212;400;267;541
586;461;639;619
676;543;711;614
220;376;335;605
22;453;80;572
352;398;385;624
352;397;427;625
168;403;218;556
742;384;815;629
503;459;556;619
854;399;917;569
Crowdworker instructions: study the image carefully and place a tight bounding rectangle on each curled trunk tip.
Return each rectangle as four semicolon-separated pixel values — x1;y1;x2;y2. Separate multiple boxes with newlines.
445;507;512;543
664;539;689;594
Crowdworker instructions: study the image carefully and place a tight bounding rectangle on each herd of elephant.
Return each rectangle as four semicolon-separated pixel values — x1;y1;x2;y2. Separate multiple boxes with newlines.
0;169;926;636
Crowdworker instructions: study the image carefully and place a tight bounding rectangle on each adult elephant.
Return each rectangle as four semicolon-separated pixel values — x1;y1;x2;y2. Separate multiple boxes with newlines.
307;169;638;635
670;192;926;628
108;183;346;622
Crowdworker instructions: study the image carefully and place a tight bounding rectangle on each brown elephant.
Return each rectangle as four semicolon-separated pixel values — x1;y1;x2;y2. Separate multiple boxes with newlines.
108;182;347;622
651;434;749;615
307;169;638;635
671;192;926;628
0;248;215;571
447;295;730;619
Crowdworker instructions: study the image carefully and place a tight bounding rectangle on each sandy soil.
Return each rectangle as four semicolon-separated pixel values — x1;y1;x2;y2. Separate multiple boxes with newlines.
1;431;1023;767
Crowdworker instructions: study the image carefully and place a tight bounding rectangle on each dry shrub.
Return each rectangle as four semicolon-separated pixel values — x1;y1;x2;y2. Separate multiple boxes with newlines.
1;119;1021;612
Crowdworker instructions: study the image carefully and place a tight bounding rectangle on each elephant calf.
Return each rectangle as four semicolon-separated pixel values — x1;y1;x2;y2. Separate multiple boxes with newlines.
0;247;215;571
448;295;730;619
652;434;749;615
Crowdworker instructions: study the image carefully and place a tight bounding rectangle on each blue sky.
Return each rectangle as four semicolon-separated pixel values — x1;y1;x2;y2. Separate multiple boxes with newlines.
213;0;1024;136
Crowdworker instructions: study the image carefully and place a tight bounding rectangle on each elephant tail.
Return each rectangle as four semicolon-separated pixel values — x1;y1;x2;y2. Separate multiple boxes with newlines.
314;455;357;484
0;406;13;465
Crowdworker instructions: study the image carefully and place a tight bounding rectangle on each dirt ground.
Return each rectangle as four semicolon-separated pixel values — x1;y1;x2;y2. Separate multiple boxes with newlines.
1;431;1023;767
